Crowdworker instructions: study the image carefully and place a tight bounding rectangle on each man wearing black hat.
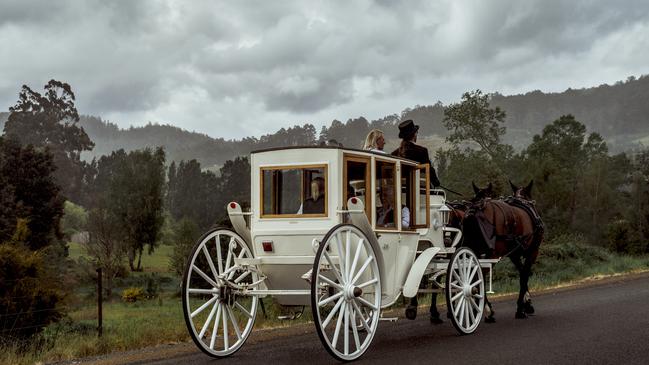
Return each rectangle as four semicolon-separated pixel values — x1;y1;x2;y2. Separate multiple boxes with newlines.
391;119;441;187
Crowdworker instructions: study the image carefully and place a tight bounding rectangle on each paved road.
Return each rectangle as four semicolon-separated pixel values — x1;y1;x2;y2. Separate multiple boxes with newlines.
101;274;649;365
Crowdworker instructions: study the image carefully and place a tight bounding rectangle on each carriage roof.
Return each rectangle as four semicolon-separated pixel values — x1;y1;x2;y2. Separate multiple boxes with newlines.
250;145;421;166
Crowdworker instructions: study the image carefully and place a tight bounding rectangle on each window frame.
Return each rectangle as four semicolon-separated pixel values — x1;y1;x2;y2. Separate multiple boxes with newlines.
343;154;372;219
259;163;329;218
374;158;399;231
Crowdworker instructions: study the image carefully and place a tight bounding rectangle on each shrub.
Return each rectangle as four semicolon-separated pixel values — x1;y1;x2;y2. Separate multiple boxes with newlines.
121;287;144;303
169;218;200;277
606;220;646;255
0;243;66;340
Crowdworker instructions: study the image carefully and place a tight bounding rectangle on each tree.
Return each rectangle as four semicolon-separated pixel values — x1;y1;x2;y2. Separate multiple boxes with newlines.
0;138;65;251
169;218;200;277
443;90;508;160
84;208;128;296
3;80;94;203
88;147;166;271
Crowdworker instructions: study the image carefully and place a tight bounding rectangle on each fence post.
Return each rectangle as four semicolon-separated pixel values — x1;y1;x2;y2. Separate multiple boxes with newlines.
97;267;103;337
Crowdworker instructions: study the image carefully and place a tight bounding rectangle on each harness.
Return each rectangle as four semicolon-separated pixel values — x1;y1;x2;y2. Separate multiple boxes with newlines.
465;197;544;257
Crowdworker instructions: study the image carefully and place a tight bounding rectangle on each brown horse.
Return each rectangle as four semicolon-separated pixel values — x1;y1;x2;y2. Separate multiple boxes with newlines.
462;181;544;319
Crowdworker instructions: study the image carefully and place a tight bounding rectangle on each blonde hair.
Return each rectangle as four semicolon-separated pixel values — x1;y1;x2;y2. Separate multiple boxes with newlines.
363;129;384;150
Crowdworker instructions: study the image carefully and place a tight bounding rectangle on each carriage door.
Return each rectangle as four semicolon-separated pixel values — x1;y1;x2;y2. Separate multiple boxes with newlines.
343;155;371;220
412;164;430;228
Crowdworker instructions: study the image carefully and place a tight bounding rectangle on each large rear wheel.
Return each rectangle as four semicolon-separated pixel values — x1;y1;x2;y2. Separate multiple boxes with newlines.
182;228;258;357
311;224;381;361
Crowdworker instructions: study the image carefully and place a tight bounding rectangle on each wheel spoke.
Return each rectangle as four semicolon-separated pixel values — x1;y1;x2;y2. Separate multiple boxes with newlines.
344;302;350;355
222;305;229;351
319;274;344;290
356;278;378;289
191;295;219;318
224;240;234;273
450;291;463;303
345;231;352;282
322;297;345;329
209;303;222;350
351;300;373;335
332;300;346;348
348;238;364;284
450;282;462;290
458;298;465;326
234;301;253;319
192;265;219;288
202;246;219;280
215;235;223;273
356;296;378;311
324;251;345;285
470;279;483;288
319;291;344;307
350;304;361;352
454;297;464;317
199;301;220;338
351;256;374;284
335;232;346;282
188;288;219;295
452;269;462;285
226;305;242;341
468;296;480;312
228;249;247;280
467;264;478;282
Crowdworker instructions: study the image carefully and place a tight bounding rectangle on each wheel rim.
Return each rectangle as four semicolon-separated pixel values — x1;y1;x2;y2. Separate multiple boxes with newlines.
446;248;484;334
312;225;381;361
183;229;258;357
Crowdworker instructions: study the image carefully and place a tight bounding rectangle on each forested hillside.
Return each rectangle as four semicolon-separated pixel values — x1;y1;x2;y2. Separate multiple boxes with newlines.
2;75;647;166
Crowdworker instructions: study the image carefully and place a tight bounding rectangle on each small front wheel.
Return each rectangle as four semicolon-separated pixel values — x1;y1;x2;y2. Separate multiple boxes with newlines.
445;247;485;335
311;224;381;361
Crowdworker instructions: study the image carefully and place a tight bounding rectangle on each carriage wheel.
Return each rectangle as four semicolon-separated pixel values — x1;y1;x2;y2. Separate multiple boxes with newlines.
445;247;485;335
182;228;258;357
311;224;381;361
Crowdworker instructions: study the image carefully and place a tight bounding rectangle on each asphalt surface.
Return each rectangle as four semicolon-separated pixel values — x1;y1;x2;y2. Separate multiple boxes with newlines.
84;273;649;365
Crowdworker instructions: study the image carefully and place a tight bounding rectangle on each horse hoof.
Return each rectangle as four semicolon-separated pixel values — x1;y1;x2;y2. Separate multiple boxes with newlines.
430;316;443;325
446;311;452;319
515;311;527;319
405;306;417;320
524;303;535;315
485;316;496;323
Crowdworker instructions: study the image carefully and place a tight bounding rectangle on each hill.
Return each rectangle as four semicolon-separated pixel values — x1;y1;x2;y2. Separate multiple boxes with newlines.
2;75;648;165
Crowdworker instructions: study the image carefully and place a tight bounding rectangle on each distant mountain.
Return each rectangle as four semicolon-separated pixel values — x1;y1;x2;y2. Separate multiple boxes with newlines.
2;75;648;165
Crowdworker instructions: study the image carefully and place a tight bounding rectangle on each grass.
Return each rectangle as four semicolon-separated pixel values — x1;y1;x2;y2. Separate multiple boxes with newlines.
68;242;174;273
2;236;649;365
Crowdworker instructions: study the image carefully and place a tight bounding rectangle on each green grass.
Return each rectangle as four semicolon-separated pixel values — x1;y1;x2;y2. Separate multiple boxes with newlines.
68;242;174;273
3;237;649;365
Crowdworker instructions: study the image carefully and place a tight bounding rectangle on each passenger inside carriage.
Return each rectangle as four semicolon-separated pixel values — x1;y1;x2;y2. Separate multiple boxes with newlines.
298;176;325;214
376;184;411;229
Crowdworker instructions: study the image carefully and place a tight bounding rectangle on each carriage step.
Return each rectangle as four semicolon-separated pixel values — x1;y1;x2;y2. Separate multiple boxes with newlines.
379;316;398;322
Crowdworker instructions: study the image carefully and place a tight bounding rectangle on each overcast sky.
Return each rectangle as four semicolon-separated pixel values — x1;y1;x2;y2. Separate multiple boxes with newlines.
1;0;649;139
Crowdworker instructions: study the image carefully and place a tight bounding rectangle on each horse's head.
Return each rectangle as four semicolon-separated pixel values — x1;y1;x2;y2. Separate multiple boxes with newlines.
471;181;494;202
509;180;534;200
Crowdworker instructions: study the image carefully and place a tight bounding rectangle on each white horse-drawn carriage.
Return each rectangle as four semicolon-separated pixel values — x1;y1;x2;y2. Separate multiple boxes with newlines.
182;146;494;361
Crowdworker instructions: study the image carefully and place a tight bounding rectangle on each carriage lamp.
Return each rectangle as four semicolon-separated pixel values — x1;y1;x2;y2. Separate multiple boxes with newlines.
437;204;452;228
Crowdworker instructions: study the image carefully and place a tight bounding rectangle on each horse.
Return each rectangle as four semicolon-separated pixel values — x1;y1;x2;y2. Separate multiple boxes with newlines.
462;180;544;319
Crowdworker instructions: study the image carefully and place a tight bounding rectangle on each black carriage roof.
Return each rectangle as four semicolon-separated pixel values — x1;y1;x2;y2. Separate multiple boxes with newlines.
250;145;421;165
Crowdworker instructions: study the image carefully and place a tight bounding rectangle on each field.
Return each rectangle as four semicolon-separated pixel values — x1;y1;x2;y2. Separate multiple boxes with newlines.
2;236;649;365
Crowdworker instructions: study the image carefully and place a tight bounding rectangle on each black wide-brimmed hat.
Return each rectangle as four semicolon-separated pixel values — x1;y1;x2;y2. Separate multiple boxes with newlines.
398;119;419;139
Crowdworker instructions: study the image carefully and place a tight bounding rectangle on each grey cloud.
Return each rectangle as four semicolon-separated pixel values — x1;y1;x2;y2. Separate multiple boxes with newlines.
1;0;648;139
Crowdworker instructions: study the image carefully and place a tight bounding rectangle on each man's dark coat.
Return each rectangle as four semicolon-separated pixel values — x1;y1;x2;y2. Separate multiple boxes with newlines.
391;141;441;187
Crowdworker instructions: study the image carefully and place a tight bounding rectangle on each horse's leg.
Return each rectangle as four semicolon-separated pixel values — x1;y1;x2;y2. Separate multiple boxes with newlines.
406;295;418;320
510;255;528;319
483;268;496;323
522;254;535;315
429;292;443;324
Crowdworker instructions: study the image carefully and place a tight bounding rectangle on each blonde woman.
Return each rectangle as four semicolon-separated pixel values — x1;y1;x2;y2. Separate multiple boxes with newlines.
363;129;386;153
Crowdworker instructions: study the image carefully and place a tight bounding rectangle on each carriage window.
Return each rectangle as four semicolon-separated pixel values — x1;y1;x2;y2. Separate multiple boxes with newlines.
344;156;371;219
401;165;414;229
261;165;327;217
375;161;396;229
